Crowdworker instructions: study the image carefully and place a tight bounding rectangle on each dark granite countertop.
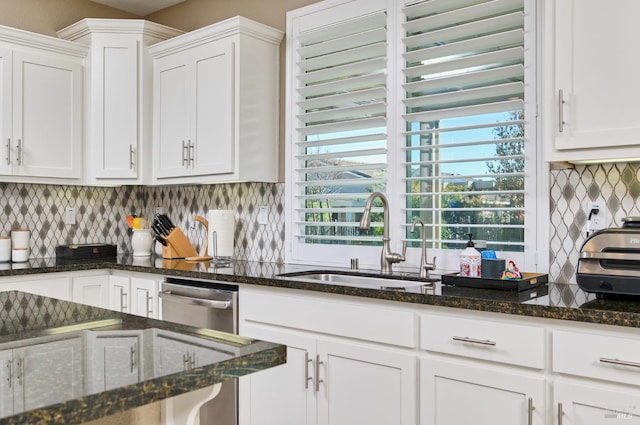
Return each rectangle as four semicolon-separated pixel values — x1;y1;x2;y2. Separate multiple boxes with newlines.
0;290;285;425
3;255;640;329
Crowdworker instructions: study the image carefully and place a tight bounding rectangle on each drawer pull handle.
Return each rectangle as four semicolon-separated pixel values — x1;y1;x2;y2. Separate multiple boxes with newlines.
452;336;496;346
599;357;640;368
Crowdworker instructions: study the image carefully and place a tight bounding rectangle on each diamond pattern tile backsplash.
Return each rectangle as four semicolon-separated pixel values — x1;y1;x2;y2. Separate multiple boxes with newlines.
0;182;285;263
550;162;640;283
2;162;636;281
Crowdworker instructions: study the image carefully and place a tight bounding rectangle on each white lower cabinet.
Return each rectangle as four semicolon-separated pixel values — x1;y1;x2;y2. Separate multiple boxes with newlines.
0;335;82;416
0;275;72;301
72;274;110;308
239;287;417;425
554;380;640;424
420;358;544;425
241;324;416;425
85;330;142;394
109;275;159;318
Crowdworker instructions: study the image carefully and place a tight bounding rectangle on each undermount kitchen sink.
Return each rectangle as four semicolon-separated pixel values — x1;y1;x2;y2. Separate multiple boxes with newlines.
277;270;438;291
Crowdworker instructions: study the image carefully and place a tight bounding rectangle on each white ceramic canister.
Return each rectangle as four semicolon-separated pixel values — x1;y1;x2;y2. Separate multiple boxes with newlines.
11;247;29;263
0;237;10;262
131;229;153;257
10;228;30;249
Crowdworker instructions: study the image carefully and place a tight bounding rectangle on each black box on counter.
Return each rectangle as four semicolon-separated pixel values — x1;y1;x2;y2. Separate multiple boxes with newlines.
56;243;117;261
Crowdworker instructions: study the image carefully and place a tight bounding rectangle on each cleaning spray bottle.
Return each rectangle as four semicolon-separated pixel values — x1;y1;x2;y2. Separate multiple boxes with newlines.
460;233;481;277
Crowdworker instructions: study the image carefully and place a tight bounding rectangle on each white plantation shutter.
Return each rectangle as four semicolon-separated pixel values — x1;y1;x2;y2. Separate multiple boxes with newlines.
401;0;527;252
291;7;388;246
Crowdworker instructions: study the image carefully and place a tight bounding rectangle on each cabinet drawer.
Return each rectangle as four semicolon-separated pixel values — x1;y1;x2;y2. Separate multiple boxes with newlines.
240;287;416;348
420;314;545;369
553;330;640;386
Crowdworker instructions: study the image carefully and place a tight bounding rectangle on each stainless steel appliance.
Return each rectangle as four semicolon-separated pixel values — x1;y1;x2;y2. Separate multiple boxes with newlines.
577;217;640;296
159;278;238;425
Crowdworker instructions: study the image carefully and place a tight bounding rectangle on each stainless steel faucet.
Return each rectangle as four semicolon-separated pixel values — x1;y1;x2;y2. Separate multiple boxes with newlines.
410;218;437;278
359;192;405;274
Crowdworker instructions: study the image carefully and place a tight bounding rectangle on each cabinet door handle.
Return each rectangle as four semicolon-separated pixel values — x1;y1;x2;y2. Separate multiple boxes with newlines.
314;354;324;392
528;397;535;425
181;140;188;166
6;360;11;388
558;89;566;133
130;345;136;373
188;140;194;165
129;144;135;169
5;138;10;165
452;336;497;346
120;287;128;312
16;139;22;166
190;351;196;369
146;294;153;317
304;352;313;389
183;353;190;371
599;357;640;368
16;358;23;387
558;402;563;425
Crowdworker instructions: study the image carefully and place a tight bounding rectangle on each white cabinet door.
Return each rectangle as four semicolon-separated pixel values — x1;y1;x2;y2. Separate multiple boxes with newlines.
72;275;109;308
420;358;544;425
91;37;138;179
0;276;72;301
0;350;13;417
154;40;234;179
130;277;158;318
552;0;640;152
555;381;640;424
239;324;317;425
0;47;11;177
14;336;83;412
109;275;129;313
87;332;141;393
189;40;234;177
12;51;82;179
318;340;416;425
154;54;189;179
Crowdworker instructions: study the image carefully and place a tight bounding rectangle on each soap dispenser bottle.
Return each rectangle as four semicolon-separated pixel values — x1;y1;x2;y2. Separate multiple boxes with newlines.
460;233;481;277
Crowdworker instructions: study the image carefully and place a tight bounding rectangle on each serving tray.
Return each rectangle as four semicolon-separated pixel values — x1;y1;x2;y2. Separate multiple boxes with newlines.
441;272;548;292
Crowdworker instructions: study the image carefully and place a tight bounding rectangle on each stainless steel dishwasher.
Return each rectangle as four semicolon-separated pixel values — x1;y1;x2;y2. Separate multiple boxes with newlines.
159;277;238;425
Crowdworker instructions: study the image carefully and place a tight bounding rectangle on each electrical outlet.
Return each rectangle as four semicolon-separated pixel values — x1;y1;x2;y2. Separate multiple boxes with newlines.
258;206;268;226
155;206;164;215
64;207;76;225
587;201;607;232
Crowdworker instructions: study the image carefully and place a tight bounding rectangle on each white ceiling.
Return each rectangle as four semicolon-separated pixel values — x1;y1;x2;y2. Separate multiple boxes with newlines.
89;0;185;16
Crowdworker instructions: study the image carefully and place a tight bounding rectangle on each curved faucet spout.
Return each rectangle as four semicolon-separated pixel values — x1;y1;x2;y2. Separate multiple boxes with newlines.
411;217;436;278
359;192;404;274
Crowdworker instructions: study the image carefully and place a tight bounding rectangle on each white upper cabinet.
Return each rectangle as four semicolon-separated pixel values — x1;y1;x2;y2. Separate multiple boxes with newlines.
57;19;182;185
544;0;640;163
150;16;283;184
0;26;86;181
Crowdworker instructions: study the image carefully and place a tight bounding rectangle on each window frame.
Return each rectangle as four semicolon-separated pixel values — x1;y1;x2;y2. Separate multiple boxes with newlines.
285;0;547;273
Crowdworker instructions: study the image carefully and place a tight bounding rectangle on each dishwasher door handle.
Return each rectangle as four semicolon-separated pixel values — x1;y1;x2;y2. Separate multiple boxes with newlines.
159;290;232;310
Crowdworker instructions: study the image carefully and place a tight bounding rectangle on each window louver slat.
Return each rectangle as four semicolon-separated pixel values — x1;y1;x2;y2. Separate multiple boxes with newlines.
402;0;526;252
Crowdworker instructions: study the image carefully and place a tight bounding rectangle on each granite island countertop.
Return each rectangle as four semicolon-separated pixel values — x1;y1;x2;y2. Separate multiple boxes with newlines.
0;290;285;425
2;255;640;329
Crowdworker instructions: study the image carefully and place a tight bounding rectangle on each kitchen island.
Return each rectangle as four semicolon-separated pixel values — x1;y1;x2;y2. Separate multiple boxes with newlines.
0;289;285;425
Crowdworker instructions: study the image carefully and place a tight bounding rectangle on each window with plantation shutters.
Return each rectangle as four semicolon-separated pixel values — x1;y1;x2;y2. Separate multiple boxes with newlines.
402;0;527;253
286;0;538;270
289;4;388;249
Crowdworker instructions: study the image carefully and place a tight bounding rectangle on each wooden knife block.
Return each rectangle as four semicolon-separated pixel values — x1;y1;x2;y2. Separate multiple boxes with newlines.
161;227;198;259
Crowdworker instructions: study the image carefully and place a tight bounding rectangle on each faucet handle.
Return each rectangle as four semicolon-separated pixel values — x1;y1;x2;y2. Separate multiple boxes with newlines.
401;241;407;259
